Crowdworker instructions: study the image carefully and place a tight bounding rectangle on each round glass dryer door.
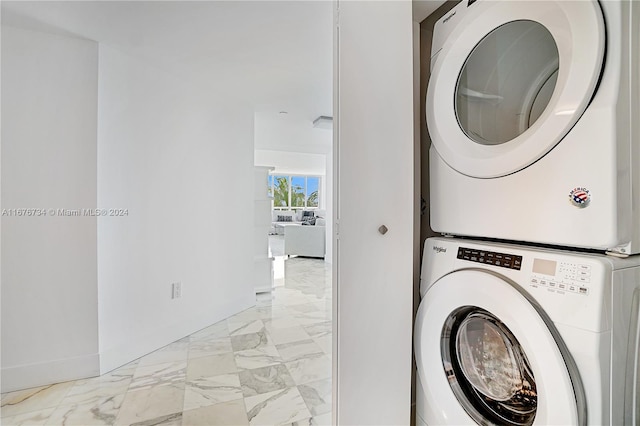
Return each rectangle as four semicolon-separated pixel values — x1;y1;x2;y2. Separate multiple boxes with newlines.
426;1;605;178
442;308;537;425
455;20;559;146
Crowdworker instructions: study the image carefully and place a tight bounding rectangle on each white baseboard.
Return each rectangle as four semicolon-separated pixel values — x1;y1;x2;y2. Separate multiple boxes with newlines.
1;353;100;393
98;296;254;374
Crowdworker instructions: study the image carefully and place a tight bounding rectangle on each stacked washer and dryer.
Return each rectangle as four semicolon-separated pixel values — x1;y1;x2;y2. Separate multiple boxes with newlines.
415;1;640;425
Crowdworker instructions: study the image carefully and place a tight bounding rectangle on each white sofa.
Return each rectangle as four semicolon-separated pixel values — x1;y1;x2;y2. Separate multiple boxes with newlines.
284;225;326;258
272;211;302;235
271;210;325;235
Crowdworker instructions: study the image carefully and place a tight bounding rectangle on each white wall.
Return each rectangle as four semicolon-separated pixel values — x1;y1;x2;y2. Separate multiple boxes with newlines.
1;25;257;391
254;149;326;176
1;26;100;392
97;45;256;372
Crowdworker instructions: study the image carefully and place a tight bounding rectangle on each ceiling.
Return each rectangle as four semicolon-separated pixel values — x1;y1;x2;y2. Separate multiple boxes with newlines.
2;0;446;131
2;1;334;123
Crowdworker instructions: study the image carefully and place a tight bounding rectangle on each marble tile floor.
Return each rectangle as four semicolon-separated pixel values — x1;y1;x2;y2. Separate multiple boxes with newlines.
1;256;332;426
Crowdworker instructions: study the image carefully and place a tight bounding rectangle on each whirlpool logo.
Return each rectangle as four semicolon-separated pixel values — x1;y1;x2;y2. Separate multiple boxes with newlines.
433;246;447;254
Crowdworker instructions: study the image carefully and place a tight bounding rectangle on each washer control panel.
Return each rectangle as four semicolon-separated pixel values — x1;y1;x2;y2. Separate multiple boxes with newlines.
457;247;523;270
529;259;590;295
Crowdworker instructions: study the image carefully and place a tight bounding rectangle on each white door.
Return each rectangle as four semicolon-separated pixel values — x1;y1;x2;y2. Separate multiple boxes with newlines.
415;270;585;425
334;0;415;424
427;0;605;178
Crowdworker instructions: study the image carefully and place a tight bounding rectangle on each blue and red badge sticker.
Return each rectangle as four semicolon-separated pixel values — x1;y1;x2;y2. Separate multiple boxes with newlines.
569;187;591;208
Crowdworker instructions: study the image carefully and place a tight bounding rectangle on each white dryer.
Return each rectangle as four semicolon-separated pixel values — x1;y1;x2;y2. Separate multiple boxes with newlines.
426;0;640;255
415;237;640;425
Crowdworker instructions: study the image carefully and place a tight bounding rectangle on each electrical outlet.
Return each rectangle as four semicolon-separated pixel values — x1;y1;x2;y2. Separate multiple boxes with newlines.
171;282;182;299
171;281;182;299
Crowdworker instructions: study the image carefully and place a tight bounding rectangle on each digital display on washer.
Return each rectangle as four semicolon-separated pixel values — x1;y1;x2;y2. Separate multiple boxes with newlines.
457;247;523;270
532;258;557;276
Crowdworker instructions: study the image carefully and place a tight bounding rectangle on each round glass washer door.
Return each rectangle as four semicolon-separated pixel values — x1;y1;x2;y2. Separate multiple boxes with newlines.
426;0;605;178
413;269;586;425
443;308;537;425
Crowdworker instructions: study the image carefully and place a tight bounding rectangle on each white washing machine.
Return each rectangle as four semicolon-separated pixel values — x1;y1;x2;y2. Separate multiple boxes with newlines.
426;0;640;255
415;237;640;425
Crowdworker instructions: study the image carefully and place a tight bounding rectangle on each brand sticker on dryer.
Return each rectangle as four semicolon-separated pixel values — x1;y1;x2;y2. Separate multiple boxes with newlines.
442;11;456;24
569;187;591;208
433;246;447;253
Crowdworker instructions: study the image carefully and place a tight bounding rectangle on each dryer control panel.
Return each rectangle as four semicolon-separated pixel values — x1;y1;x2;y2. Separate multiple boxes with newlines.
529;259;590;295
